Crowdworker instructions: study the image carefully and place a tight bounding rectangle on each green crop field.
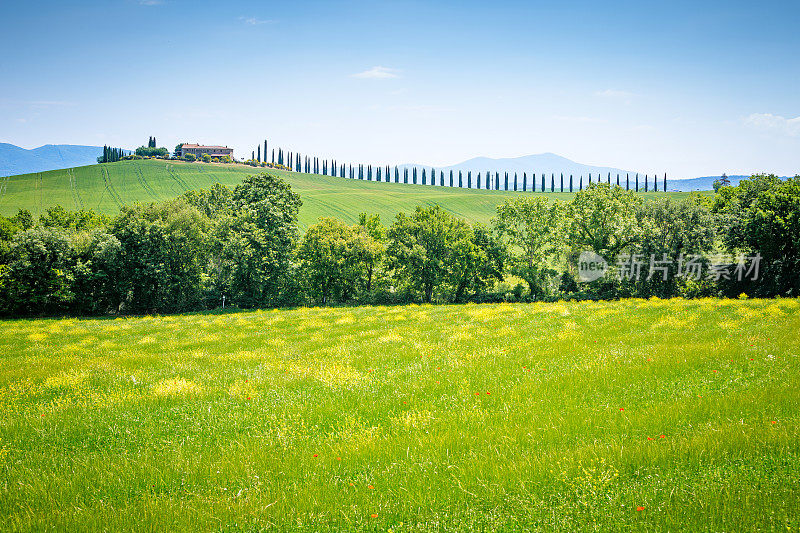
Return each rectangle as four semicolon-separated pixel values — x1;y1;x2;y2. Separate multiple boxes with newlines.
0;160;698;227
1;298;797;531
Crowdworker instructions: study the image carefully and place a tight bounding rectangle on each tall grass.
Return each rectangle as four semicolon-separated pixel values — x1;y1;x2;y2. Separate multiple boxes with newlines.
0;298;798;530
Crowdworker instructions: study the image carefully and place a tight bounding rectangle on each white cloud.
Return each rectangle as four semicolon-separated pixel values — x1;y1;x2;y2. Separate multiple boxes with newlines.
552;115;607;124
596;89;636;99
745;113;800;137
239;16;273;25
138;0;162;5
351;66;400;80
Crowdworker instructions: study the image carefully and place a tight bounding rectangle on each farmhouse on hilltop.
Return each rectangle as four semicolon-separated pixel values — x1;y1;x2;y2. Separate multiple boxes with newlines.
180;143;233;159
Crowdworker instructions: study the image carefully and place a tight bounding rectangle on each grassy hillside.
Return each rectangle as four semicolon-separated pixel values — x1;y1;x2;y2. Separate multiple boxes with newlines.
0;298;798;530
0;160;697;227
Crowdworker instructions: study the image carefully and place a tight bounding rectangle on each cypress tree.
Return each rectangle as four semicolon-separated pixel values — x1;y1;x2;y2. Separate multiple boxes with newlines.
654;173;658;191
395;166;399;183
413;167;417;184
589;173;592;185
551;174;554;192
580;175;583;190
663;173;667;192
570;174;573;192
645;174;649;192
541;174;545;192
449;170;453;188
458;171;463;188
514;172;518;191
440;170;444;187
467;171;471;189
495;172;499;191
252;150;255;161
257;145;261;162
616;173;620;187
422;168;426;185
560;173;564;192
477;172;482;190
264;141;267;163
636;173;639;192
522;172;527;192
504;172;508;191
271;149;275;164
626;173;629;190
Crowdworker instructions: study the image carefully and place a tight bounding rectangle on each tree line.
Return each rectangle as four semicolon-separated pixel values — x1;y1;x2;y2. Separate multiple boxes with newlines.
0;173;797;316
253;139;668;191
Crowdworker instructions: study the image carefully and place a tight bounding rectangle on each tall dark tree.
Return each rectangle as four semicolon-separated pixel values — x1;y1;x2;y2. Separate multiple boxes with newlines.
449;170;454;188
560;173;564;193
440;170;444;187
467;171;471;189
458;171;463;188
257;145;261;162
551;174;554;192
504;172;509;191
522;172;526;192
477;172;482;190
570;174;573;193
514;172;518;191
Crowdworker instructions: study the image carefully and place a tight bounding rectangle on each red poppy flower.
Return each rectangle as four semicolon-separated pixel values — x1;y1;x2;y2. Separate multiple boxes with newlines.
647;437;653;440
486;392;490;395
313;454;318;457
619;407;625;411
659;435;665;438
367;485;374;490
336;457;342;461
771;421;777;424
370;513;378;518
247;396;251;400
636;506;645;511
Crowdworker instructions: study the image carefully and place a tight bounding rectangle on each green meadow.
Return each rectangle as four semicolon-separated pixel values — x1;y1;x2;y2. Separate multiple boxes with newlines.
0;160;696;227
1;298;798;531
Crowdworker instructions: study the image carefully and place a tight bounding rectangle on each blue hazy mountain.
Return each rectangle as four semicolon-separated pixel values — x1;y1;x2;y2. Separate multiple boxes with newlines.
401;153;793;191
0;143;108;177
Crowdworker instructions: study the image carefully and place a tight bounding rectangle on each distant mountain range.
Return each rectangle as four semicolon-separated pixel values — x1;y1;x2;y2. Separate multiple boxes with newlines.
0;144;110;177
402;153;794;191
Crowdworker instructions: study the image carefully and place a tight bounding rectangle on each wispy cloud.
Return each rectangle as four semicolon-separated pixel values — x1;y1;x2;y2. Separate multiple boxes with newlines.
351;66;400;80
596;89;636;104
240;16;273;25
552;115;607;124
138;0;162;6
745;113;800;137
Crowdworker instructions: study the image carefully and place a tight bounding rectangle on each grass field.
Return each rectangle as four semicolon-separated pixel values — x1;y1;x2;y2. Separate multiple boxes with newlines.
0;160;698;227
0;298;798;530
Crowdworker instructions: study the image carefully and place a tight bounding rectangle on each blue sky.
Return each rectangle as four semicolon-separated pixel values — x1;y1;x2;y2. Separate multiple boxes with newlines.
1;0;798;178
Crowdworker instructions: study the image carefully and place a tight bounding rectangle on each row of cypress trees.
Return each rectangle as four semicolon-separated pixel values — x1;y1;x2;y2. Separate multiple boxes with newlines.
100;145;125;163
252;139;667;191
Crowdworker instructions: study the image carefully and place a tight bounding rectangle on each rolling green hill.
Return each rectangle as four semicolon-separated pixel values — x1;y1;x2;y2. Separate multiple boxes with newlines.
0;160;696;227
